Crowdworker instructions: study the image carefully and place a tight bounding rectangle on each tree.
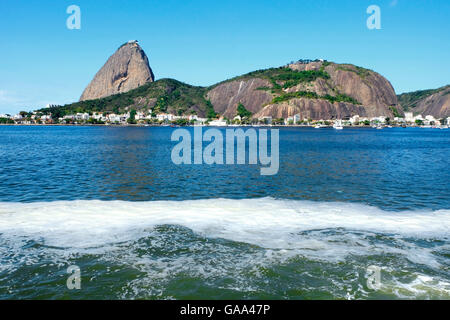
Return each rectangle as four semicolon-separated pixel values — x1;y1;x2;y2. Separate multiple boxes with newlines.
205;100;218;119
127;109;137;124
236;103;252;118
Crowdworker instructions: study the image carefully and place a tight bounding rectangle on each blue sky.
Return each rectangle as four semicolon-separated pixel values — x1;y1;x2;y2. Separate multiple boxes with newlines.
0;0;449;114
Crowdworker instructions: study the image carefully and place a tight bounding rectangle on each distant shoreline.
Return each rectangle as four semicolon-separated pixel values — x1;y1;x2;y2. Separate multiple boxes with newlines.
0;123;430;129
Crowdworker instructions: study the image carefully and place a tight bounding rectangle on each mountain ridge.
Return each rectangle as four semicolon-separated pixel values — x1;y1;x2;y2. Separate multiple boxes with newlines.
39;43;425;120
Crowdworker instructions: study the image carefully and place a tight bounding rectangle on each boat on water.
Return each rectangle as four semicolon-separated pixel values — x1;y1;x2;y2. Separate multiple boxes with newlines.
333;120;343;130
314;124;327;129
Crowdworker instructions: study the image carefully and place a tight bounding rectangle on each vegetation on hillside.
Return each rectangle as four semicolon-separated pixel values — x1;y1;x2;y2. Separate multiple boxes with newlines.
272;91;361;105
213;67;331;93
236;103;252;118
205;100;218;119
39;79;210;118
336;65;372;79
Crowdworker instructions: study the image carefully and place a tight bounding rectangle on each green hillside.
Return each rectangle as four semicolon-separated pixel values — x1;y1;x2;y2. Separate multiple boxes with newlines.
39;78;210;118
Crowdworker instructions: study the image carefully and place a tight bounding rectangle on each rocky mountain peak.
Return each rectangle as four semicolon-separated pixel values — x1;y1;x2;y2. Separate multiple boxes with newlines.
80;41;155;101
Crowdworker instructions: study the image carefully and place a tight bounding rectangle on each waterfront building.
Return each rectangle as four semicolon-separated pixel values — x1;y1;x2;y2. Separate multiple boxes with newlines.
157;113;175;122
285;117;294;125
349;115;360;125
208;119;227;126
404;112;414;122
258;116;272;125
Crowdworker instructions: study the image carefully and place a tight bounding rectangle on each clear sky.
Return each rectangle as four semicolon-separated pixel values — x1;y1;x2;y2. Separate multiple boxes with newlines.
0;0;449;114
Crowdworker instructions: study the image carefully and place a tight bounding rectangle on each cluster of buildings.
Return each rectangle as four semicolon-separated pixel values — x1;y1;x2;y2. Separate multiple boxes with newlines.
1;110;449;127
59;111;210;125
0;112;52;124
279;113;449;127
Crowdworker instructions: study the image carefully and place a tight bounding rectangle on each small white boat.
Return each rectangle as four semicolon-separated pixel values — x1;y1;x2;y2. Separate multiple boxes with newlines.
333;120;343;130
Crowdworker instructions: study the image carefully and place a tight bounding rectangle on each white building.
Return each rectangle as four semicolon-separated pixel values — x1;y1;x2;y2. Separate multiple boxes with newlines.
41;115;52;121
425;115;436;122
258;116;272;125
108;114;121;123
285;117;294;125
208;119;227;126
370;116;387;123
75;113;89;121
349;115;360;125
293;114;301;123
404;112;414;122
157;113;175;122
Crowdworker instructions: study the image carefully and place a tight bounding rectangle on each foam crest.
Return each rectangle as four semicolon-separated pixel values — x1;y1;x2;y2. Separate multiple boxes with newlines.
0;198;448;249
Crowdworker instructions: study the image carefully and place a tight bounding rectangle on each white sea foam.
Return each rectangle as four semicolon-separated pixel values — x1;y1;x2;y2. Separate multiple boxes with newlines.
0;198;448;250
1;198;449;299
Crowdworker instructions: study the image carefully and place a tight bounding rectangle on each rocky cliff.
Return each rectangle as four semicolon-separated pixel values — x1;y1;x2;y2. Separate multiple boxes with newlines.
398;85;450;118
207;61;401;120
80;41;155;101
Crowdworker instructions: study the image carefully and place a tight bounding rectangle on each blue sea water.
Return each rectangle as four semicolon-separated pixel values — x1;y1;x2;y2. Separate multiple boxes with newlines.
0;126;449;299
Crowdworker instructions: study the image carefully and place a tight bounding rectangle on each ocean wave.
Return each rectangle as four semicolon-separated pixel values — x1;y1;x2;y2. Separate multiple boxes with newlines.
0;198;448;249
0;198;449;299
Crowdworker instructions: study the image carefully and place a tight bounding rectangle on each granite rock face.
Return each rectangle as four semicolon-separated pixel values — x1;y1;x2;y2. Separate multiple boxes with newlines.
206;61;401;120
206;78;273;118
80;41;154;101
399;85;450;118
413;86;450;118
